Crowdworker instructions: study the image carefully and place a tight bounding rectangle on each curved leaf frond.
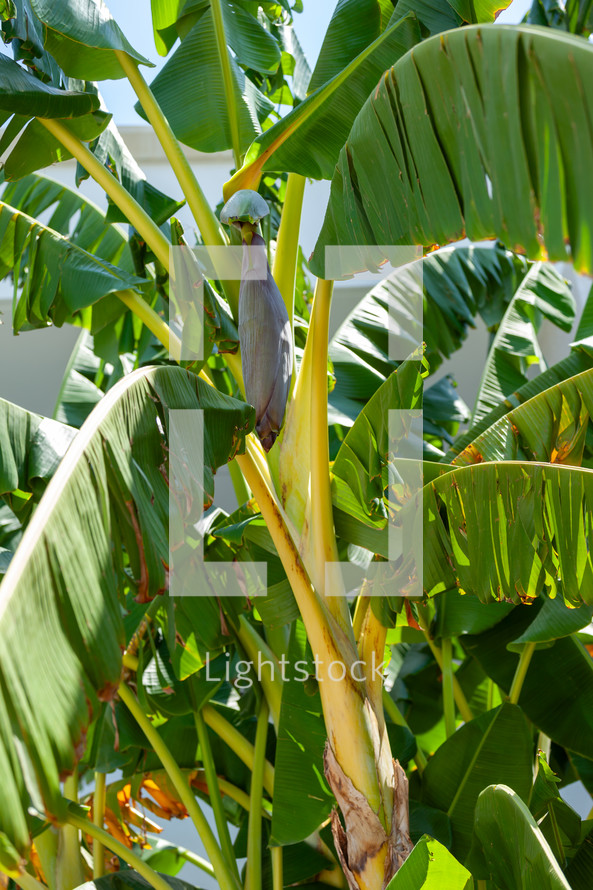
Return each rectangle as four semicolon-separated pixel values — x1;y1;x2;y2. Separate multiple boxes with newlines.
311;25;593;276
0;201;145;331
424;460;593;605
0;366;253;853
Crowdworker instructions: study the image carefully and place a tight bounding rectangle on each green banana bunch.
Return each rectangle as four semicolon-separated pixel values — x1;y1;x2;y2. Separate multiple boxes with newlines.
221;190;293;451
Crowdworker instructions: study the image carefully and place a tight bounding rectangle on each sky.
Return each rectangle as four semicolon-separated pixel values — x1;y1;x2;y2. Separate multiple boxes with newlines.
4;0;531;126
100;0;532;124
99;0;338;125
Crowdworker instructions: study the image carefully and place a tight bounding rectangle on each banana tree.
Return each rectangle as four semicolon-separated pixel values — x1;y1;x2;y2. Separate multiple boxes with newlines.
2;0;593;889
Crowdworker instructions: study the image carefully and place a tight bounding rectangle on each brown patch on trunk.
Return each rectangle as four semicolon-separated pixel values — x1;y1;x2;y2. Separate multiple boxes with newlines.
324;744;412;890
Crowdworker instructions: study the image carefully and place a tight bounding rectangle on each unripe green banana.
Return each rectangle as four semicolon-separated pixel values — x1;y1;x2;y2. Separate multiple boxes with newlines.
239;231;292;451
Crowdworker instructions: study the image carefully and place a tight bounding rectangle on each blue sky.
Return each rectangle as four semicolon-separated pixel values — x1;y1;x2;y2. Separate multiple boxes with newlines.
0;0;532;124
100;0;337;124
96;0;531;125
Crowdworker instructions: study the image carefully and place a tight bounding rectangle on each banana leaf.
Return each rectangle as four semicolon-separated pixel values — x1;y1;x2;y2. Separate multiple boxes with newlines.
311;25;593;277
0;366;253;853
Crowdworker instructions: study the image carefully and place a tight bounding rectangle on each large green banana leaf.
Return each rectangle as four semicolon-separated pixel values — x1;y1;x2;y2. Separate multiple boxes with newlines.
150;0;282;68
310;25;593;277
385;836;473;889
6;0;151;80
0;366;253;854
461;604;593;756
225;12;421;191
0;110;111;183
421;703;533;859
328;243;529;421
0;396;76;521
447;279;593;456
470;262;575;424
53;330;121;428
396;0;508;36
424;460;593;604
473;785;571;889
332;361;426;556
0;49;111;180
0;53;99;118
426;367;593;601
0;201;146;332
446;348;593;460
453;366;593;468
228;0;512;191
138;4;274;154
331;353;593;602
0;173;129;266
308;0;400;91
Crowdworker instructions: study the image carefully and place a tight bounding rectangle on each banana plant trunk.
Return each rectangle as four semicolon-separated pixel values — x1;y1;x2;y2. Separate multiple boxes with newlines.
232;209;413;890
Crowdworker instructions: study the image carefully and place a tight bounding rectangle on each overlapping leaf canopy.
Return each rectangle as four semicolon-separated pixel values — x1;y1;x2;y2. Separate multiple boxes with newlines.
310;25;593;277
0;368;253;853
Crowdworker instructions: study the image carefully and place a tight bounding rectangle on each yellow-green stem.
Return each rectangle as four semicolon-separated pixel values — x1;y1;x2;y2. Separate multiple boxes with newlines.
225;23;406;198
310;278;352;636
509;643;536;705
218;778;271;817
237;454;381;809
179;848;215;878
202;703;275;797
382;690;427;773
58;770;85;889
236;450;335;652
195;711;240;882
117;289;182;360
244;699;269;890
352;591;370;641
118;684;241;890
11;874;47;890
196;770;269;817
272;173;306;324
236;448;382;812
210;0;242;170
441;638;456;738
115;51;227;250
246;434;274;491
115;52;241;317
271;846;283;890
37;118;170;269
92;771;106;879
417;607;474;724
237;616;282;728
228;458;251;505
66;808;174;890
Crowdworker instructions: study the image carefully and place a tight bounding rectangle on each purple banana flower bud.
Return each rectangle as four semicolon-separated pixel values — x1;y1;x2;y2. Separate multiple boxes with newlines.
239;232;293;452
